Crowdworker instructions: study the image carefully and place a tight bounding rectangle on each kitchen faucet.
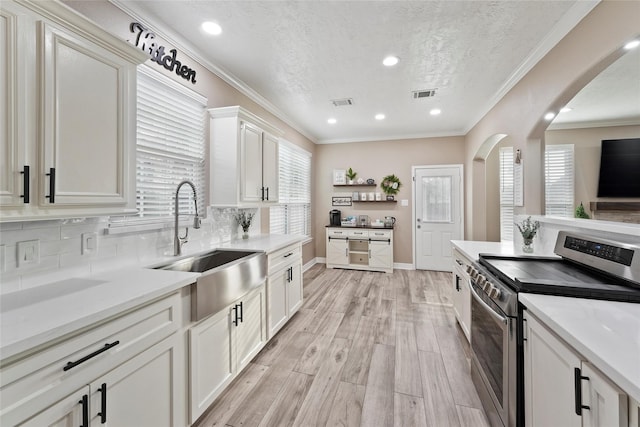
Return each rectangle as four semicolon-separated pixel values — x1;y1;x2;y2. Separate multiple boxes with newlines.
174;180;201;256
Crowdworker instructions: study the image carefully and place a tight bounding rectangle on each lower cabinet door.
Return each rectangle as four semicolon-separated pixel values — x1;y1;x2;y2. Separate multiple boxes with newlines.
267;269;288;339
190;308;234;423
236;287;267;371
327;238;349;266
288;262;303;315
581;362;628;427
18;387;89;427
369;240;392;269
90;334;185;427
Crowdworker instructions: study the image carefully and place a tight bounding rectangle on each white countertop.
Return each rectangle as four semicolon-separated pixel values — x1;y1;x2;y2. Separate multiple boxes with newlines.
519;293;640;402
0;234;304;362
451;240;517;261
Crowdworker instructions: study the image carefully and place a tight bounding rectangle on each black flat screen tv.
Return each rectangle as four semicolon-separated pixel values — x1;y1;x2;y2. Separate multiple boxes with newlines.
597;138;640;197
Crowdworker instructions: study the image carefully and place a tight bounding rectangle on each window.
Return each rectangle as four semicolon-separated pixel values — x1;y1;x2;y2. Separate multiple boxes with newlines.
135;66;206;219
545;144;574;217
270;141;311;237
499;147;514;242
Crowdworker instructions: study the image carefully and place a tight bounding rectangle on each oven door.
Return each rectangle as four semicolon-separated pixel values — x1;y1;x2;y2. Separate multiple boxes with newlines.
470;281;510;426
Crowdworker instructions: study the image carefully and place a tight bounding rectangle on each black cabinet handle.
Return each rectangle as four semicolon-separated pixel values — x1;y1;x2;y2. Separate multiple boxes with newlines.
98;382;107;423
284;252;293;258
79;394;89;427
574;367;590;415
45;167;55;203
232;305;238;326
238;301;243;323
455;275;461;291
63;341;120;372
20;165;30;203
260;187;265;201
265;187;269;201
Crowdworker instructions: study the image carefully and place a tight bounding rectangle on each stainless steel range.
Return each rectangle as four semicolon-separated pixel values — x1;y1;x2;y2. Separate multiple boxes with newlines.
466;231;640;427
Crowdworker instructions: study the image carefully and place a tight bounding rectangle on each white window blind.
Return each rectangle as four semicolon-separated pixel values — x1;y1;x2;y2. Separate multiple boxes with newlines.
136;67;206;218
270;141;311;237
545;144;574;217
499;147;514;242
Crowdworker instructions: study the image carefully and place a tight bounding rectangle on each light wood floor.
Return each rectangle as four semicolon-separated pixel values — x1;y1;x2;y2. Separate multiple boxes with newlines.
194;265;490;427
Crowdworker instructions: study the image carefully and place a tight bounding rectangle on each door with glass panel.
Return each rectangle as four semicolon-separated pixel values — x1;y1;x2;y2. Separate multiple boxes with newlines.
413;165;463;271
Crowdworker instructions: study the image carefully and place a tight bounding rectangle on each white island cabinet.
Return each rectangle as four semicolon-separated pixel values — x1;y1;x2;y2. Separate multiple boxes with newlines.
266;241;303;338
0;291;187;427
451;247;472;342
0;0;147;221
524;310;629;427
209;106;283;207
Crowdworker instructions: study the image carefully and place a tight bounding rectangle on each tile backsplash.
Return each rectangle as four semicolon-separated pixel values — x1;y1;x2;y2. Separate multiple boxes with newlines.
0;208;259;293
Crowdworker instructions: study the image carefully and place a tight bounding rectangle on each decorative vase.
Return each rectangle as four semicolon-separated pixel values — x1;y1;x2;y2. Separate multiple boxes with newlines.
522;238;534;253
242;229;249;239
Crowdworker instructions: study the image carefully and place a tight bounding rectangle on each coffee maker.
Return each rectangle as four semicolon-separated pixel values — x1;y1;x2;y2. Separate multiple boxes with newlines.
330;210;341;226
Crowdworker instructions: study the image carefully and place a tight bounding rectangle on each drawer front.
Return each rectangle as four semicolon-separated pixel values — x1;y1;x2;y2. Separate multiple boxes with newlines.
327;228;348;238
268;243;301;275
346;230;369;239
0;291;181;421
369;230;392;239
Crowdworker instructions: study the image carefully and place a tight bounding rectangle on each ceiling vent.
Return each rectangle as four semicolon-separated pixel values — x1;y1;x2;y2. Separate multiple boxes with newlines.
330;98;354;107
412;89;437;99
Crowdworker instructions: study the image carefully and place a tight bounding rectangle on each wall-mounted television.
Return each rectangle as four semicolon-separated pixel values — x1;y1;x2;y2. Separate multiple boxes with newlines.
597;138;640;197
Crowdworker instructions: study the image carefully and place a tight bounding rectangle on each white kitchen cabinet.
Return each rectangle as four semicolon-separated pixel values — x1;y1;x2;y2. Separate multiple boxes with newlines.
1;291;186;427
0;0;146;221
451;248;472;342
266;242;303;338
209;106;283;207
325;228;394;273
189;285;267;423
524;311;629;427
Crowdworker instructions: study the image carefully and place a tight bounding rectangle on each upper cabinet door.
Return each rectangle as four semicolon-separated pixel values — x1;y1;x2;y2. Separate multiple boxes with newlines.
240;122;263;203
39;21;135;208
0;2;34;208
261;132;279;203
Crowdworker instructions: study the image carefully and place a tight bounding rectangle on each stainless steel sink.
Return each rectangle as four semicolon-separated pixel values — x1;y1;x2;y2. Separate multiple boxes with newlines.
154;250;266;321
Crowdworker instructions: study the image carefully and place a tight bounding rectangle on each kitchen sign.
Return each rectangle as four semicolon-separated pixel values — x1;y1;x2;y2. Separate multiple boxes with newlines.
129;22;197;84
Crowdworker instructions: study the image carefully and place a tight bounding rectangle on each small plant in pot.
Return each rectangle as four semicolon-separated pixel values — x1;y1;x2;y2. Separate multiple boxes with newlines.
234;211;254;239
515;216;540;253
346;168;357;185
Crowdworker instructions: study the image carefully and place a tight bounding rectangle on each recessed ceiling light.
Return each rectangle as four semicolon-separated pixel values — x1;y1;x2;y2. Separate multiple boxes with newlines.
560;107;572;113
327;118;337;124
430;109;441;116
624;39;640;50
375;113;385;120
544;112;556;121
202;21;222;35
383;56;399;67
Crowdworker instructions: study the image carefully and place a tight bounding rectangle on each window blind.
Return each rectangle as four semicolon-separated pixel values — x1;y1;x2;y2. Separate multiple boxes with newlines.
136;67;206;218
270;141;311;237
499;147;514;242
545;144;574;217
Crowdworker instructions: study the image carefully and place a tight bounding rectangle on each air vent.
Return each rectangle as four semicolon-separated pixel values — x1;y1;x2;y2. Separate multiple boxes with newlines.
412;89;437;99
330;98;354;107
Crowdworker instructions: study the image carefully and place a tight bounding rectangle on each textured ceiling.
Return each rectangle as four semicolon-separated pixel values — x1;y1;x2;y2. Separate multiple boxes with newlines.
114;0;602;143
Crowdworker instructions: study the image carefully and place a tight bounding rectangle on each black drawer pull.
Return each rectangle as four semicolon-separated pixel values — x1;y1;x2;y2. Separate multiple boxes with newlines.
261;187;265;201
574;367;590;415
63;341;120;371
20;165;30;203
79;394;89;427
45;167;55;203
283;252;293;258
98;382;107;423
238;301;243;323
265;187;269;201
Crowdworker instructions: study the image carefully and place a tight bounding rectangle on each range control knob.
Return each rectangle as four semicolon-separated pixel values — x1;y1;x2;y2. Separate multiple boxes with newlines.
489;286;502;299
466;265;474;275
476;276;486;286
483;282;493;293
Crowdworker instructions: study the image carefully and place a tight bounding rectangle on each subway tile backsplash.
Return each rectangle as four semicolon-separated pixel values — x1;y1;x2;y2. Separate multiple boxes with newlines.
0;208;259;293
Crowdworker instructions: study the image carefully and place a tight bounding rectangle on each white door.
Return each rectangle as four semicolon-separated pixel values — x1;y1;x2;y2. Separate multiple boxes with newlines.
413;165;463;271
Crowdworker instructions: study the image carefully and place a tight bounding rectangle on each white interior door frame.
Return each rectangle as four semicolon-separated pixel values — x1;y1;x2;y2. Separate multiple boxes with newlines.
412;164;464;270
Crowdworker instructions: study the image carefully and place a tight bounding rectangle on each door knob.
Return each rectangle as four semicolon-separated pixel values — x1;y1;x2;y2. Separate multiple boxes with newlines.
417;225;421;229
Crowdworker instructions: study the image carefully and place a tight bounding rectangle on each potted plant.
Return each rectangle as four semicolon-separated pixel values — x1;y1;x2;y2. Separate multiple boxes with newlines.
515;216;540;253
575;202;590;219
381;174;402;200
234;211;254;239
346;167;357;185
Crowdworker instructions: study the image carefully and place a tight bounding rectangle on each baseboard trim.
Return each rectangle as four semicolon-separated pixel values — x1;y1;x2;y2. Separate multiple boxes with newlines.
394;262;414;270
303;257;324;272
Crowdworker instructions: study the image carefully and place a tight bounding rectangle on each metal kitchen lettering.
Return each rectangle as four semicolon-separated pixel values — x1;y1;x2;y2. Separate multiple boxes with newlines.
130;22;197;84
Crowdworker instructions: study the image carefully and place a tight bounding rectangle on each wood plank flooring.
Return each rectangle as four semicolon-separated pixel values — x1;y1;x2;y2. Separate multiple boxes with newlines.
194;266;490;427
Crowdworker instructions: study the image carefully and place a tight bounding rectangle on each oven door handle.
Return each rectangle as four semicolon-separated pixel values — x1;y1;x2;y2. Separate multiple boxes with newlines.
470;283;508;325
